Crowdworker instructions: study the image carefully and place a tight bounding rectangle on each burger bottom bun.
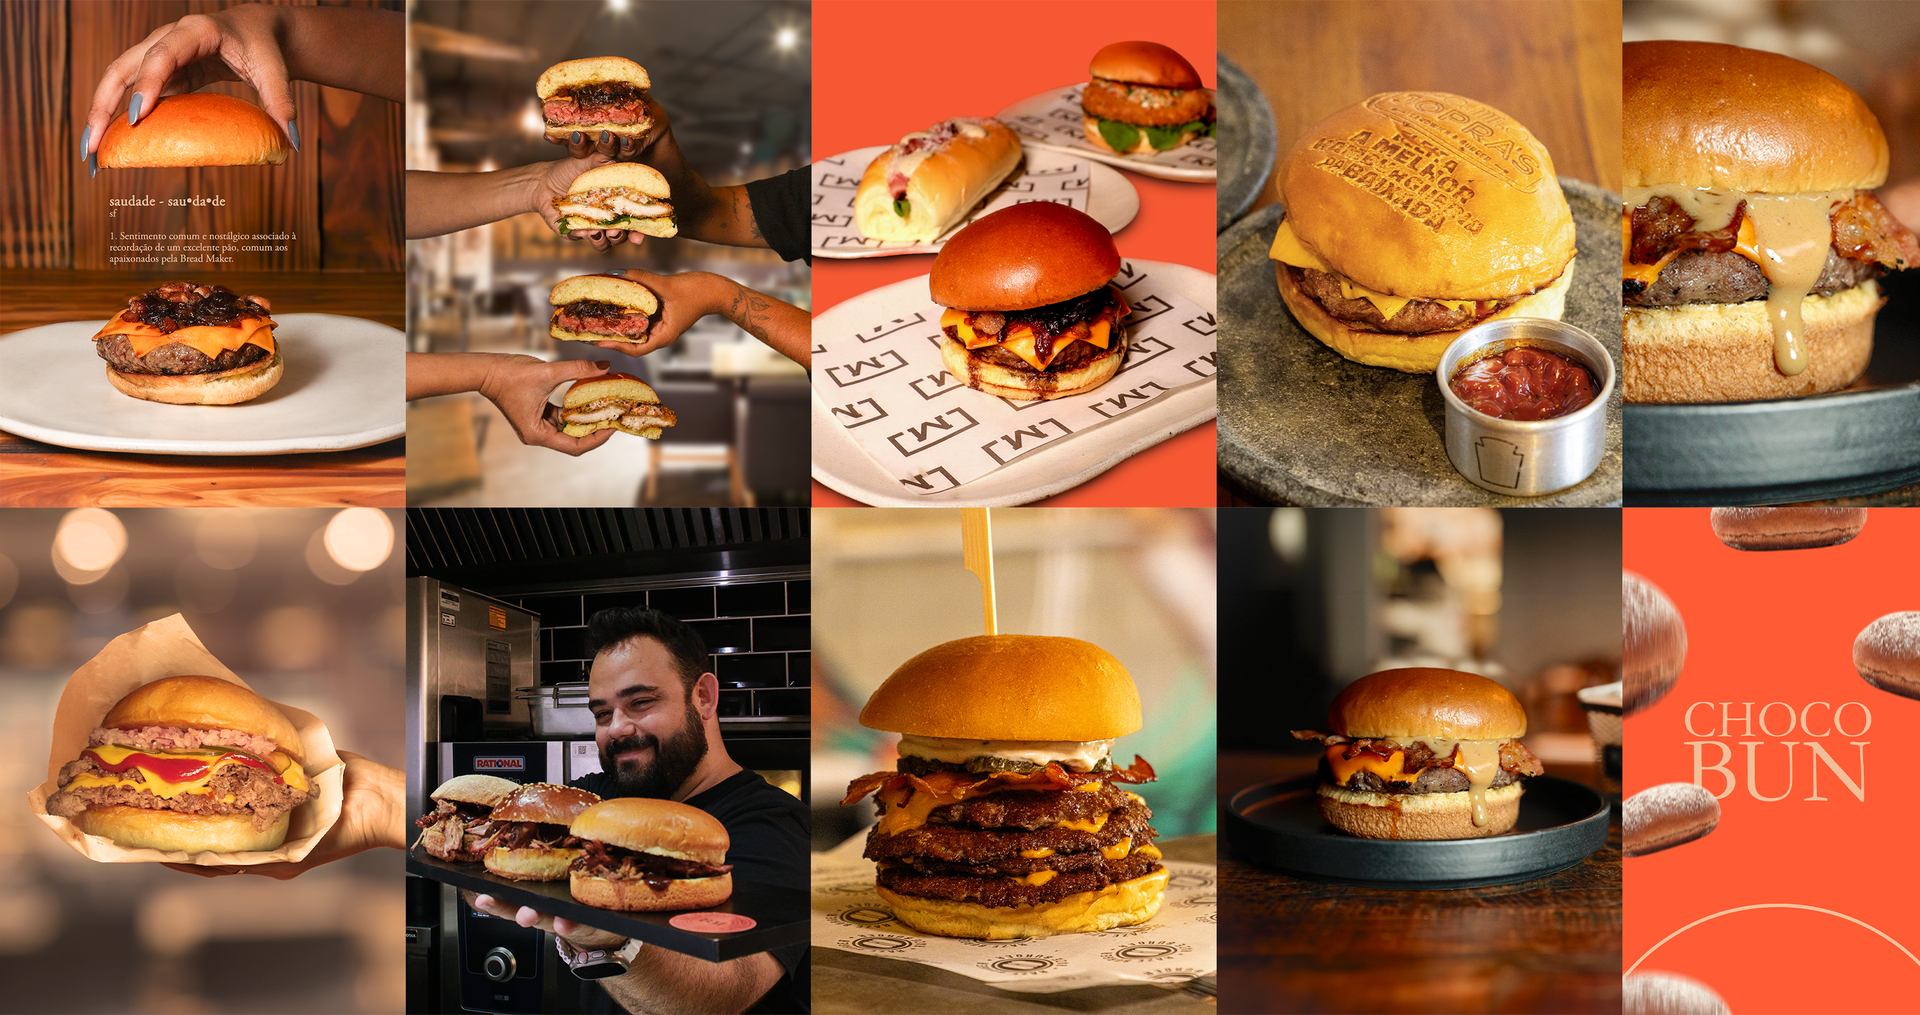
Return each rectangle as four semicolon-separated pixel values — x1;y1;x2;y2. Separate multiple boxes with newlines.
485;846;585;882
1316;782;1524;840
1623;282;1880;403
569;870;732;911
75;804;291;853
1276;260;1574;374
877;865;1167;939
1081;115;1203;156
105;349;284;405
939;335;1123;402
1709;506;1867;550
415;823;483;862
562;418;665;440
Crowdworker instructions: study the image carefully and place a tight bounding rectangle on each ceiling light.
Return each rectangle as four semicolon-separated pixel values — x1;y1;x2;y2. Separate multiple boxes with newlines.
775;26;798;51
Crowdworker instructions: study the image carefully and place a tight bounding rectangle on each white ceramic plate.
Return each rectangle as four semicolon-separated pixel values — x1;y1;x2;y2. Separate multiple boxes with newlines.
996;83;1218;183
0;313;405;455
811;260;1217;506
811;146;1139;259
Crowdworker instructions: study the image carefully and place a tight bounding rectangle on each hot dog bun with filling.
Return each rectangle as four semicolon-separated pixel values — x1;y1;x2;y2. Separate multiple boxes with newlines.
549;274;659;345
552;163;676;238
90;282;282;405
560;373;677;439
855;118;1022;243
538;57;654;142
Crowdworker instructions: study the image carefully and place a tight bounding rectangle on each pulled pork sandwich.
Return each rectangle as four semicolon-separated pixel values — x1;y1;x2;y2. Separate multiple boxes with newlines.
1271;92;1577;373
1082;41;1215;155
568;798;734;911
931;203;1131;401
537;56;654;143
549;273;659;345
1292;668;1545;840
845;636;1164;939
552;163;677;239
415;774;520;862
91;282;282;404
481;783;601;882
559;373;677;440
1621;41;1920;402
46;676;313;853
96;92;289;168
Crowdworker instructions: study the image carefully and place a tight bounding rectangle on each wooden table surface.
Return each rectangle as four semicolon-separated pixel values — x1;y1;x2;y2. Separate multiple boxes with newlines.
1217;751;1621;1015
0;270;404;506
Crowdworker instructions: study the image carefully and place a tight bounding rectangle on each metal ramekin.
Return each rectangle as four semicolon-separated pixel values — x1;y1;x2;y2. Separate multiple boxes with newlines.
1436;318;1615;497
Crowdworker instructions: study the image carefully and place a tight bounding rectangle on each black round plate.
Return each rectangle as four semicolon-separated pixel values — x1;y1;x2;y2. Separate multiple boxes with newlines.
1224;774;1610;890
1215;54;1276;233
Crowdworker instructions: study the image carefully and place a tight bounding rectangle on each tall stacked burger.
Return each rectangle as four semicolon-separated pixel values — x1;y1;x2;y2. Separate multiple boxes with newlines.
1622;41;1919;402
845;636;1165;939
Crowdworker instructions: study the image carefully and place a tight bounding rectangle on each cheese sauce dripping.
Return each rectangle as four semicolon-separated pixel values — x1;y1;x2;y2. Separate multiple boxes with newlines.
1326;737;1507;826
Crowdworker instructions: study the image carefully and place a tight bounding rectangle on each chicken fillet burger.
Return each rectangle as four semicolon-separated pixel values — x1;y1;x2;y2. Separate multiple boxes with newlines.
1081;41;1214;155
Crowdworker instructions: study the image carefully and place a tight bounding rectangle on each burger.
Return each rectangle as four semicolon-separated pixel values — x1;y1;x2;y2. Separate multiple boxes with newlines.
1271;92;1578;373
550;273;659;345
551;163;677;238
844;635;1165;939
415;774;519;862
1622;41;1919;402
930;203;1131;401
1082;41;1215;155
96;92;289;168
91;282;282;404
481;783;601;882
46;675;312;853
559;373;677;439
1291;668;1544;839
538;57;654;143
568;798;734;911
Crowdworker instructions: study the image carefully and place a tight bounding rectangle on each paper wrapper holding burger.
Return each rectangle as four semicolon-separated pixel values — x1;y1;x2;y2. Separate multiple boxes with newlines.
26;615;342;865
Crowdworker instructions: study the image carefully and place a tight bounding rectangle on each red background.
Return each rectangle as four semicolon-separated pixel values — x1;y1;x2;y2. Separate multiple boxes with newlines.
810;0;1218;506
1623;508;1920;1014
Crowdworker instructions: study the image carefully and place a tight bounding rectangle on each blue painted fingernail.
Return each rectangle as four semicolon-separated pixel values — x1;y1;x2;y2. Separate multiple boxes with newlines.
89;151;98;179
600;130;612;145
128;93;142;126
80;125;90;160
286;119;299;152
570;131;582;145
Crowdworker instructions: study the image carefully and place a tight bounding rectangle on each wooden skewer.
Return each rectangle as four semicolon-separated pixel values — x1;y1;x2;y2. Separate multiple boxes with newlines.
961;508;997;636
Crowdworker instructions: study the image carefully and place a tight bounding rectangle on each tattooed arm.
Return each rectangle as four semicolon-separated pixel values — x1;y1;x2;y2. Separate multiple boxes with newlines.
584;270;810;369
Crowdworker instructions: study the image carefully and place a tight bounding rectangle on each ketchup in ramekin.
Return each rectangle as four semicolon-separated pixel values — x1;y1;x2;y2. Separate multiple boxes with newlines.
1448;345;1598;421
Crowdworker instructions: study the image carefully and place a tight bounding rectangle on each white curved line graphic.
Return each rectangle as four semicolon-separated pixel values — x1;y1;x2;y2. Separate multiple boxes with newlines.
1628;904;1920;976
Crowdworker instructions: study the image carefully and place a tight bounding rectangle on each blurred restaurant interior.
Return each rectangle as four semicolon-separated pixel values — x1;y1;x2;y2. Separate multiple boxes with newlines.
403;0;812;507
0;509;404;1014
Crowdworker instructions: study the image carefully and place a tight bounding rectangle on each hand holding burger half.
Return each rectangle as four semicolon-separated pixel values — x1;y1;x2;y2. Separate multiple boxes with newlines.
568;798;734;911
844;636;1165;939
46;675;313;853
1291;668;1544;840
1081;41;1214;155
538;57;654;143
1271;92;1577;373
481;783;601;882
559;373;677;439
1621;41;1919;402
415;774;519;862
91;282;282;404
931;203;1131;401
550;273;660;345
96;92;289;168
552;164;677;238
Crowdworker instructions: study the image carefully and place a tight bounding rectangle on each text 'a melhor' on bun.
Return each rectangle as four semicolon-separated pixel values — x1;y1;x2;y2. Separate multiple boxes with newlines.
549;273;660;344
415;774;520;862
552;163;676;238
1082;41;1215;155
1291;667;1544;840
537;56;654;141
97;92;289;168
90;282;282;405
1621;41;1920;403
45;675;313;854
482;782;602;882
568;797;733;912
560;372;677;439
1270;91;1577;374
929;202;1131;402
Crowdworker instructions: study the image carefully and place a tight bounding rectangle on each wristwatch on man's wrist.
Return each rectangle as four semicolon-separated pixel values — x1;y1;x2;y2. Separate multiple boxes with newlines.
556;934;643;979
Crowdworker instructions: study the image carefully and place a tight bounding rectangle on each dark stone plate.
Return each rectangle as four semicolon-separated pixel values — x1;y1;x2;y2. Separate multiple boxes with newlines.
1215;54;1276;234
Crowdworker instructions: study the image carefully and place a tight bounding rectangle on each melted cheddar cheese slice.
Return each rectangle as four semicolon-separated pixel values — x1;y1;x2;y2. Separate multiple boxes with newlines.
65;743;308;800
94;314;276;361
939;309;1117;372
1621;207;1767;287
1270;219;1474;321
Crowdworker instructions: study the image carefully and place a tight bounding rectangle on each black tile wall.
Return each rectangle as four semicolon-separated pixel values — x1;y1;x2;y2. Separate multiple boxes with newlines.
541;660;584;684
551;626;590;660
716;581;786;617
717;653;786;686
757;689;809;717
753;615;808;652
788;581;810;613
788;652;811;686
582;591;647;618
649;586;716;619
686;618;752;653
522;594;583;628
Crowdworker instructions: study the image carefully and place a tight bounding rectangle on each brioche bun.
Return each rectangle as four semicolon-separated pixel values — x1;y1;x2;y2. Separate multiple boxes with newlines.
429;774;519;807
565;162;670;199
491;783;600;824
96;92;289;168
860;635;1142;742
536;57;651;99
1316;781;1523;840
930;203;1121;312
105;675;303;764
570;797;729;867
569;869;733;911
1708;506;1868;550
104;349;284;406
1088;41;1203;89
549;273;660;315
1327;668;1528;741
878;865;1168;939
1622;281;1880;402
75;804;293;854
1623;572;1686;716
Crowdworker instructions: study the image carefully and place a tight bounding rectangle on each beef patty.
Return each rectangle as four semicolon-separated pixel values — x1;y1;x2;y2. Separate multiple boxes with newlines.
1320;755;1526;795
47;754;309;830
865;795;1154;867
95;333;273;375
1291;265;1524;335
920;782;1134;831
877;851;1164;908
1624;248;1887;308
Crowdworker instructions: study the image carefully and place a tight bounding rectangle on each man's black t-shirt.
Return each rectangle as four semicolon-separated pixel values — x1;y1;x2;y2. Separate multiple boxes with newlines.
568;769;809;1014
744;168;809;264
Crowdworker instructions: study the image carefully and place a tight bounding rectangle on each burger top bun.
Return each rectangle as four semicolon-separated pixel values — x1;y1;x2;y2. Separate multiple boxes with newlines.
1623;41;1889;193
549;273;660;314
929;203;1121;312
96;92;290;168
1088;41;1203;90
492;783;600;824
537;56;651;99
565;163;672;201
1327;668;1527;741
104;675;304;764
570;797;729;867
1279;92;1574;300
431;774;520;807
860;635;1143;742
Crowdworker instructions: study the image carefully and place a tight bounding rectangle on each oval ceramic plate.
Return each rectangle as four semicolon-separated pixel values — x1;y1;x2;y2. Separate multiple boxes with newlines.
996;83;1218;182
0;313;404;455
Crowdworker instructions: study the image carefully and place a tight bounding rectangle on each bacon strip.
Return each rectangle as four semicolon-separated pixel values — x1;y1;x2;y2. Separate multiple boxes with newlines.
1290;730;1544;778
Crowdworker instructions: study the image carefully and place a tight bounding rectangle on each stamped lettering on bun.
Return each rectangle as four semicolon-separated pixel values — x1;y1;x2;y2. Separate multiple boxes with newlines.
1710;507;1867;550
1623;782;1720;856
1855;611;1920;702
1623;571;1686;716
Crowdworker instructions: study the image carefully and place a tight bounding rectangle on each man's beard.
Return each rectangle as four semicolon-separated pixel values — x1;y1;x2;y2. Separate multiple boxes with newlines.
600;699;709;800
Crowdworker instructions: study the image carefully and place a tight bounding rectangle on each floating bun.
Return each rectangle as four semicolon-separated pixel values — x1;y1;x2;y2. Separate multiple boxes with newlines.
105;674;304;764
549;274;660;315
1315;782;1523;840
860;635;1142;742
569;797;730;867
1623;572;1687;716
96;92;289;168
75;804;292;853
930;203;1120;312
1326;668;1528;741
877;866;1167;939
536;57;651;99
104;349;284;406
1708;506;1868;550
1088;41;1203;89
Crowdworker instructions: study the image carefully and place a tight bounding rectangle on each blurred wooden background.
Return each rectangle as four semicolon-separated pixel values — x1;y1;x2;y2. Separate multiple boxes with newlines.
2;0;402;272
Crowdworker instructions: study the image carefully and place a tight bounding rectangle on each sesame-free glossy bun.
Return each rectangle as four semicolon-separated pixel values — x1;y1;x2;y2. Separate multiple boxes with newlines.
105;675;303;764
859;635;1142;741
536;57;651;98
75;804;292;853
1709;507;1868;550
1279;92;1574;300
549;274;660;314
929;203;1120;312
1326;668;1528;741
1623;41;1889;192
1316;781;1523;840
491;783;601;824
429;774;519;807
1623;572;1686;716
569;797;729;867
1088;41;1203;89
877;866;1167;939
96;92;289;168
563;372;664;409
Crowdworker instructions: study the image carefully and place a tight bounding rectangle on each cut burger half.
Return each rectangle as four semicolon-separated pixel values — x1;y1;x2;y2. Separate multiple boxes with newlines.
560;373;677;439
550;273;659;344
537;56;654;142
552;163;677;238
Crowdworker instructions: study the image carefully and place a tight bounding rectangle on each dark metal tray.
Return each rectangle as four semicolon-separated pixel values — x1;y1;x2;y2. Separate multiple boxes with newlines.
1224;774;1610;890
1215;54;1276;233
407;849;808;962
